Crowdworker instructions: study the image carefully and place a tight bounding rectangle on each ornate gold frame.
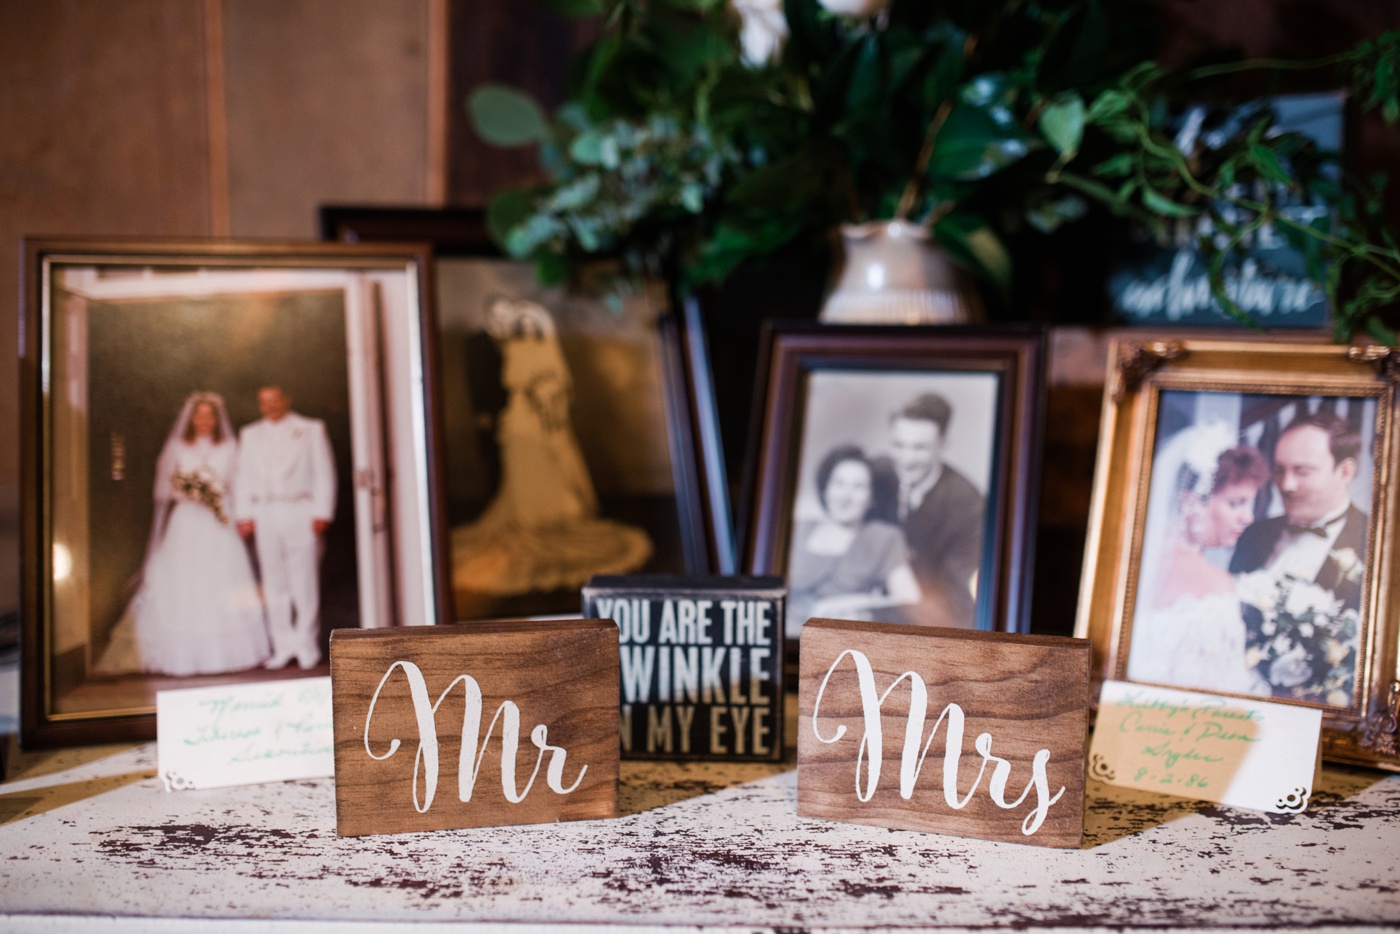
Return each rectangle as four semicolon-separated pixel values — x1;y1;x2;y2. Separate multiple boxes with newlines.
1076;338;1400;771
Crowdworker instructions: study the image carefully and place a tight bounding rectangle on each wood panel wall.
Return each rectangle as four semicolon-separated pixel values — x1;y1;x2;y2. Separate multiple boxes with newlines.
0;0;440;616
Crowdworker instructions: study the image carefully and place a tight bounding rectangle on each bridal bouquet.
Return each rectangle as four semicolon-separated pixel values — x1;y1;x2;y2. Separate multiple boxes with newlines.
1237;570;1359;706
171;467;229;525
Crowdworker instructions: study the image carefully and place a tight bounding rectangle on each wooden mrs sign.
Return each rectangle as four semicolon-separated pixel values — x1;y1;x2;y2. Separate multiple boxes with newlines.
330;621;620;837
798;619;1091;848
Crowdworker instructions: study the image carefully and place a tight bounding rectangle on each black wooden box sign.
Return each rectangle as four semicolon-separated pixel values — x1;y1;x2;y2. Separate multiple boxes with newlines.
582;575;786;761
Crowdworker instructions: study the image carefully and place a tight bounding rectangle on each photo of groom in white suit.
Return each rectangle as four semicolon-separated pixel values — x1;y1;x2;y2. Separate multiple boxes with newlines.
234;385;337;670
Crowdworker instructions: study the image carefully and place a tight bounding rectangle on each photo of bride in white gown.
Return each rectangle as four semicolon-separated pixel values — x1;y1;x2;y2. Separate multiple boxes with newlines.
451;298;652;598
97;392;271;676
1127;421;1272;696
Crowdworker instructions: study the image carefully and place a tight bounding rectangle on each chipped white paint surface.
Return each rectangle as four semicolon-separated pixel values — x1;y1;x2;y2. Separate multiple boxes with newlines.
0;741;1398;931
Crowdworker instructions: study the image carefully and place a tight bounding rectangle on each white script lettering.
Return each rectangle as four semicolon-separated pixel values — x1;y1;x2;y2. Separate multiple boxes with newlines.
363;660;586;813
811;649;1064;835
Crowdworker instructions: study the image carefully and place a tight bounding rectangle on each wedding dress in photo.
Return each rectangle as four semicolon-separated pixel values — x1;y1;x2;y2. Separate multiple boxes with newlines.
452;298;652;596
1126;422;1271;697
97;392;270;676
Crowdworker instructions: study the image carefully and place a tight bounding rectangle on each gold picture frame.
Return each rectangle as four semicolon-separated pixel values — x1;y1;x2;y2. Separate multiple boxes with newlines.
1077;338;1400;771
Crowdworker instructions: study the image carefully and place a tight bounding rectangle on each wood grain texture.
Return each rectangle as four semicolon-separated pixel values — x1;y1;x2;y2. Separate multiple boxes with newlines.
0;0;215;536
221;0;431;236
798;618;1090;848
446;0;601;207
330;620;619;837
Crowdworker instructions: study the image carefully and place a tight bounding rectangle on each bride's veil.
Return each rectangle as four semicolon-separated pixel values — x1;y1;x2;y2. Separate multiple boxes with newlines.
1135;421;1236;612
145;391;237;552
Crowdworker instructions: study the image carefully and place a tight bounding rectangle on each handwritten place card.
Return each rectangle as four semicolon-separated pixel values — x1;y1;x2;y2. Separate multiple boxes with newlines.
799;618;1092;848
1088;680;1323;813
156;678;334;791
330;620;620;837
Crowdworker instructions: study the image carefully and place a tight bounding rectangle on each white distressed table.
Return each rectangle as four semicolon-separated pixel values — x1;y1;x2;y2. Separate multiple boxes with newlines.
1;707;1398;934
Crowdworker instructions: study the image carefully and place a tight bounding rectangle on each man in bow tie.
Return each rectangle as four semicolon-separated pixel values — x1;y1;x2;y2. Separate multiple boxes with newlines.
234;385;337;670
1229;411;1368;702
1229;411;1368;612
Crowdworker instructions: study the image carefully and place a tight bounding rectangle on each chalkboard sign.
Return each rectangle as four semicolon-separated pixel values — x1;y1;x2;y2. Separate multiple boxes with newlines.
1108;93;1343;329
583;575;786;761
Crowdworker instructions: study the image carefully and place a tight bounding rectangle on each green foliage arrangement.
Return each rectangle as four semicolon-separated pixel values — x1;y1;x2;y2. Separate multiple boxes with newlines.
471;0;1400;339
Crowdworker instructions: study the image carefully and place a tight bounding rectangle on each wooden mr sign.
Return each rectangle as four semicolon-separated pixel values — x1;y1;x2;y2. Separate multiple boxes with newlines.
330;620;619;837
799;619;1090;848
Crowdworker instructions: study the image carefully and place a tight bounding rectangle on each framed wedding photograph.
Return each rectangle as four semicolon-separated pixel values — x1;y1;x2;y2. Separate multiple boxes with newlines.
1077;338;1400;771
742;323;1045;646
19;238;449;747
321;206;717;619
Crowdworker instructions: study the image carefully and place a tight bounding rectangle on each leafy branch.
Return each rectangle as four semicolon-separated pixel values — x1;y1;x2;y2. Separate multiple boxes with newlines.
1048;37;1400;339
470;0;1400;338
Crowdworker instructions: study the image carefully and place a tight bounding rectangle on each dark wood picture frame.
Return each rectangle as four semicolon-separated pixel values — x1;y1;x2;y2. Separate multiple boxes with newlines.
321;206;723;613
20;237;451;748
679;295;738;574
742;323;1045;656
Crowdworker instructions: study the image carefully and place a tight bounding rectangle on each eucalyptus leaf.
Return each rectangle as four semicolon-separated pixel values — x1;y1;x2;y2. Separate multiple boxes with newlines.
550;174;603;211
1366;314;1399;344
962;226;1012;293
1040;94;1085;157
1085;89;1132;123
936;212;1011;295
1092;153;1135;178
536;251;571;287
921;41;964;107
1142;188;1200;218
961;73;1010;107
569;132;607;166
845;33;887;114
487;189;538;252
1249;144;1292;186
927;105;1034;181
887;42;927;94
1026;194;1088;233
469;84;551;147
681;182;706;213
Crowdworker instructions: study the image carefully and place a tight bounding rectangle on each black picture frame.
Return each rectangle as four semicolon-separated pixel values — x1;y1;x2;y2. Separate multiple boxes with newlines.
20;237;451;748
321;206;722;615
742;322;1046;660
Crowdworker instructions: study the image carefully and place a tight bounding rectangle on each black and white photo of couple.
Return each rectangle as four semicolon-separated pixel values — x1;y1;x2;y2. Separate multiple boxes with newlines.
1128;391;1373;708
97;385;337;677
784;372;998;637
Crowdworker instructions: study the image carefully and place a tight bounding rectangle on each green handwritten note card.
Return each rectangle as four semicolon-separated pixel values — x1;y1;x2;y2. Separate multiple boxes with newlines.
156;678;334;791
1088;681;1321;813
